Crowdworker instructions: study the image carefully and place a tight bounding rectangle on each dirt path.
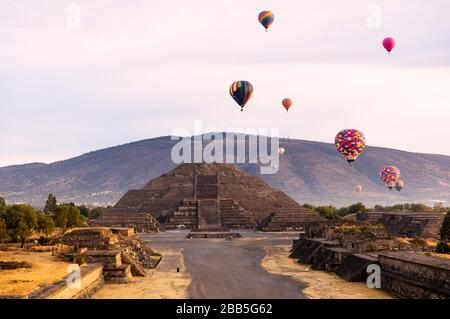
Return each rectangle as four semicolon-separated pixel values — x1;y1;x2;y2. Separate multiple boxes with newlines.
144;231;305;299
92;246;191;299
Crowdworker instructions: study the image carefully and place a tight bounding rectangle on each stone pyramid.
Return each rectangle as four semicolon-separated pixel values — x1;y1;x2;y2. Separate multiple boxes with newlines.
92;163;323;231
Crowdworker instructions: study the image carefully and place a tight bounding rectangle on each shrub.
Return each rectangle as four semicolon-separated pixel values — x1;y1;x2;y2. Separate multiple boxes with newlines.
440;212;450;241
435;241;450;254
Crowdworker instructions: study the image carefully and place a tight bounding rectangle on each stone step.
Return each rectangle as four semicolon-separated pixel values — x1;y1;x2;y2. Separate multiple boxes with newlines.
103;264;132;284
121;251;147;277
335;254;378;282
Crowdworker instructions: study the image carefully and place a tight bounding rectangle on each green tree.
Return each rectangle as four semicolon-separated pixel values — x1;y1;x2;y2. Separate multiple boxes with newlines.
89;206;105;219
336;207;350;217
347;202;369;214
77;205;90;218
37;213;55;237
315;206;337;220
440;211;450;242
0;219;9;243
302;204;316;210
44;194;57;213
3;204;38;247
54;204;84;233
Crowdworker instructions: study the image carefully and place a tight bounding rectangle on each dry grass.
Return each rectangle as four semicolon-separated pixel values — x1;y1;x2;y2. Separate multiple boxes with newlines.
261;245;394;299
0;245;71;297
92;246;191;299
395;237;439;247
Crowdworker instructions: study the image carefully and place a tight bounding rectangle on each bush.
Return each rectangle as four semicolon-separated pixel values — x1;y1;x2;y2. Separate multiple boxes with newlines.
315;206;337;220
435;241;450;254
440;212;450;241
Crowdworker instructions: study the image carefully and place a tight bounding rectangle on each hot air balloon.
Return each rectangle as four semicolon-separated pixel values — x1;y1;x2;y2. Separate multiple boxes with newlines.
335;129;366;165
229;81;254;111
355;185;363;193
383;37;396;54
380;166;401;190
282;98;292;112
258;11;274;31
278;147;285;155
395;180;404;192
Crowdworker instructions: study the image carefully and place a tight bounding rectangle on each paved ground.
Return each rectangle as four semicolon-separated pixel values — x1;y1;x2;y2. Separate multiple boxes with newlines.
141;230;306;299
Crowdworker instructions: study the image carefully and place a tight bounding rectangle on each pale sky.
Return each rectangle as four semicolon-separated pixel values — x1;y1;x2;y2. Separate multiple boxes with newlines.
1;0;450;166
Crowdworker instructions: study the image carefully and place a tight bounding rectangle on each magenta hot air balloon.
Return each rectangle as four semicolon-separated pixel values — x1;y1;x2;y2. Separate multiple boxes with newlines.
383;37;396;54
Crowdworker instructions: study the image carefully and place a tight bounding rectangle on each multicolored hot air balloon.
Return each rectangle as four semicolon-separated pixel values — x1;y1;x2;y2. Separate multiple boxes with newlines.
258;11;274;31
355;185;363;193
395;180;404;192
335;129;366;165
383;37;396;54
282;98;292;112
380;166;401;190
278;147;285;155
229;81;254;112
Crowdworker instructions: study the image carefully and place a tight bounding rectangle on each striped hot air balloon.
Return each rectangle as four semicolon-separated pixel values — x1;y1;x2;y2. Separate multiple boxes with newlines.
229;81;254;111
258;11;274;31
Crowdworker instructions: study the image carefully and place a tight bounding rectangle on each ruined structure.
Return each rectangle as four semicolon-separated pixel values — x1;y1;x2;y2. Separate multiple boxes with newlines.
91;163;323;232
58;227;161;283
379;252;450;299
356;212;446;239
290;224;450;298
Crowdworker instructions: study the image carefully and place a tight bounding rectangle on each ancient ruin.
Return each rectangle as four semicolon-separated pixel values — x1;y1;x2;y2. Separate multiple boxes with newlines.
57;227;161;284
291;217;450;299
356;212;446;239
90;163;323;232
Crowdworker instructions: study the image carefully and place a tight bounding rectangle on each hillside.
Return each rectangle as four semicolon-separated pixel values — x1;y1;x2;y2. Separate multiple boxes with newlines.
1;134;450;207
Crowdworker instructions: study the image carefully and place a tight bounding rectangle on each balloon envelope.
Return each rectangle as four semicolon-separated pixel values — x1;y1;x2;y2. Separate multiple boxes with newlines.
383;37;396;53
229;81;254;111
380;166;401;189
335;129;366;164
258;11;274;30
355;185;363;193
395;180;404;192
282;98;292;112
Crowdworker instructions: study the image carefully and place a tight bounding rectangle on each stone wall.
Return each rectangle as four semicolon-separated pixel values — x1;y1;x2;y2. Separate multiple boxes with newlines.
28;264;104;299
379;252;450;299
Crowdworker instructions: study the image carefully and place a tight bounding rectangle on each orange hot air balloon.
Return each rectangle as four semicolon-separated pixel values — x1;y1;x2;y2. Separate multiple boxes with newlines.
282;98;292;112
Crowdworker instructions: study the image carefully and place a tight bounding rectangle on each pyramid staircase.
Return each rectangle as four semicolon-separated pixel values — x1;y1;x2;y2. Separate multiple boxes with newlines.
219;198;256;229
165;199;198;230
197;199;224;231
334;254;378;282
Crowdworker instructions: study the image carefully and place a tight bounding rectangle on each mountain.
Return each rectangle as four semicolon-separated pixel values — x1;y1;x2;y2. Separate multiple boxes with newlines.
1;134;450;208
